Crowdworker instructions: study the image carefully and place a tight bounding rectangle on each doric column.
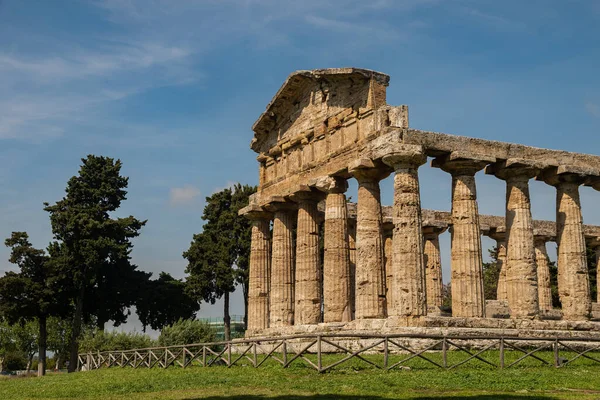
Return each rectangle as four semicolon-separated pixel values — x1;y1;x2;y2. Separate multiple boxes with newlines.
289;188;324;325
349;159;390;319
487;160;540;318
348;219;357;319
589;238;600;304
245;207;273;332
383;223;393;314
433;153;493;318
487;227;507;302
423;224;448;315
266;200;297;327
313;176;352;323
382;145;428;317
541;169;591;320
534;234;554;313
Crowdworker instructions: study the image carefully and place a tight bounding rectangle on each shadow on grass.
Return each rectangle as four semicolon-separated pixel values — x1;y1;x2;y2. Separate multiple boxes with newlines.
183;395;560;400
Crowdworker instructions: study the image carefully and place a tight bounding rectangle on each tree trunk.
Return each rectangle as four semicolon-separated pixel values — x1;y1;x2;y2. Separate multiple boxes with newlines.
54;354;61;371
68;287;85;372
242;283;248;330
26;356;33;373
223;291;231;341
38;314;47;377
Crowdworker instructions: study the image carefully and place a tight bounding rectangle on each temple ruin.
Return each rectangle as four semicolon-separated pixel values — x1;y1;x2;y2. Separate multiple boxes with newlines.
240;68;600;338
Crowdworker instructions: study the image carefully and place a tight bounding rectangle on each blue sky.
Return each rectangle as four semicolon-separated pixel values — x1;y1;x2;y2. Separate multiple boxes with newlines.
1;0;599;333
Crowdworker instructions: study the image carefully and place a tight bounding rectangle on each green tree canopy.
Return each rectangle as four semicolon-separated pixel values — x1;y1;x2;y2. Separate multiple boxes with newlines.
44;155;146;371
158;319;215;347
136;272;200;331
183;183;255;340
0;232;71;376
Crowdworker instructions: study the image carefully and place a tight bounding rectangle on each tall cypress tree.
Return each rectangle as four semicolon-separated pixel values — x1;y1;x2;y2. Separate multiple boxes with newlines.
44;155;146;372
184;183;255;340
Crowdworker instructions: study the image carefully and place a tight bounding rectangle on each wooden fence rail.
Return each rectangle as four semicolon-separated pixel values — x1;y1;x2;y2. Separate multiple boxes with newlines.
78;333;600;373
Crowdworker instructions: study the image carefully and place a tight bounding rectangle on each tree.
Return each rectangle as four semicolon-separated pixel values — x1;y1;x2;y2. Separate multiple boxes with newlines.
136;272;200;331
44;155;146;372
0;319;16;372
183;184;256;341
158;319;215;347
0;232;70;376
12;321;38;373
482;247;501;301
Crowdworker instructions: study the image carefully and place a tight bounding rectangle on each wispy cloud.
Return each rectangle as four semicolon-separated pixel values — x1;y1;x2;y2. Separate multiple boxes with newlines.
586;103;600;118
169;185;201;206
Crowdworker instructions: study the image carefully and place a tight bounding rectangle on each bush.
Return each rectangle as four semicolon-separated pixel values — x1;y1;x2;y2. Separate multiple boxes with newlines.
79;330;155;352
158;319;216;347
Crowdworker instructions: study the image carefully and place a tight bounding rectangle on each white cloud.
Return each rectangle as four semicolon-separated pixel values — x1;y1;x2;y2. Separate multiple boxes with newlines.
585;103;600;118
169;185;201;206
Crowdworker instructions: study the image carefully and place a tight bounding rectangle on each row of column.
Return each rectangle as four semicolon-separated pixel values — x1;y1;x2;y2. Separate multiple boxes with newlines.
247;148;597;331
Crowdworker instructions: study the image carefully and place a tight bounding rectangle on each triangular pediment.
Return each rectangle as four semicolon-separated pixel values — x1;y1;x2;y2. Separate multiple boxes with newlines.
251;68;389;154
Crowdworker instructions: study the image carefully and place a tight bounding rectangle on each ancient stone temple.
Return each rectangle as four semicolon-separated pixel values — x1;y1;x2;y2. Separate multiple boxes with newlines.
240;68;600;337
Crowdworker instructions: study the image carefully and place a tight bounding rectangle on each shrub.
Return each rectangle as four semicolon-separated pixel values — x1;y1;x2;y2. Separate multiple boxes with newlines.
158;319;216;347
79;330;155;352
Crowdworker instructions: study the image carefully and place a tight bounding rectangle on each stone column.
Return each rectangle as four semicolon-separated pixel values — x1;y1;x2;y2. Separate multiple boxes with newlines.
488;161;540;318
534;234;554;313
313;176;352;323
541;170;591;320
383;223;393;314
423;224;447;315
348;219;357;319
382;145;428;317
246;208;273;332
349;159;389;319
434;153;493;318
488;228;507;302
266;201;297;327
289;189;323;325
589;238;600;304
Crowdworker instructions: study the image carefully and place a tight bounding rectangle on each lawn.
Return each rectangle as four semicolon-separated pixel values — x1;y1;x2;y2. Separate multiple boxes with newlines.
2;353;600;400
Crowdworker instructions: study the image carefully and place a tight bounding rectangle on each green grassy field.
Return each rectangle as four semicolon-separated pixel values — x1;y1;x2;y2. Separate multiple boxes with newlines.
2;353;600;400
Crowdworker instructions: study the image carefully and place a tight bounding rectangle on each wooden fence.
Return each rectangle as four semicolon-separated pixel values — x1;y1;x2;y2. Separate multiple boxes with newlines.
78;333;600;373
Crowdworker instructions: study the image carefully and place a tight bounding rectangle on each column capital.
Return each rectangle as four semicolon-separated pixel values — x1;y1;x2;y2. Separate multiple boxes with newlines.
534;234;554;245
538;166;590;187
348;158;391;182
485;226;506;242
287;185;325;203
585;236;600;249
239;204;273;221
432;151;495;176
422;223;448;239
310;175;348;194
381;144;426;170
264;196;296;213
485;159;543;181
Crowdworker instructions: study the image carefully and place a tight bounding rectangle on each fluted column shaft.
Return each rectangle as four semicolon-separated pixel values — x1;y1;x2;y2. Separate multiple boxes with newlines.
351;168;387;319
383;147;427;317
449;173;485;317
269;207;296;327
494;238;508;302
294;197;321;325
383;228;393;314
555;181;591;320
423;227;446;313
534;237;553;313
316;177;352;323
247;215;272;331
503;173;539;318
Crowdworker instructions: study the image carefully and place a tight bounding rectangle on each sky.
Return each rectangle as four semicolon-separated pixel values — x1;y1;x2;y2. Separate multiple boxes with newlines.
0;0;599;334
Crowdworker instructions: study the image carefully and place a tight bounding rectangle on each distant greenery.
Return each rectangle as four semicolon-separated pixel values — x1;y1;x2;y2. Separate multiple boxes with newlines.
158;319;216;347
79;330;155;353
2;358;600;399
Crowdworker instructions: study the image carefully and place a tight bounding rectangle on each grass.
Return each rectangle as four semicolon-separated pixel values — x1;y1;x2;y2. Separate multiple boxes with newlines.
2;351;600;400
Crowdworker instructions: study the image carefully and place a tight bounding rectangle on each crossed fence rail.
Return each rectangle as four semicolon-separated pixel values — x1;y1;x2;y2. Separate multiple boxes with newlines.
78;333;600;373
